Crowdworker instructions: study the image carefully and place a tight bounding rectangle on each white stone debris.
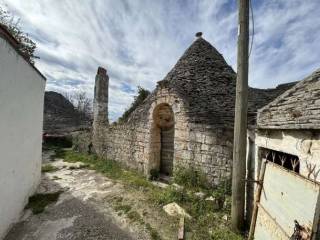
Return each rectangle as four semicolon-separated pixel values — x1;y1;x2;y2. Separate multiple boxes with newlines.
163;202;191;219
151;181;169;189
194;191;206;199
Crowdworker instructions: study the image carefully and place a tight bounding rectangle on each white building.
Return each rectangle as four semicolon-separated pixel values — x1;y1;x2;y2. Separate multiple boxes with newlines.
249;69;320;239
0;24;46;239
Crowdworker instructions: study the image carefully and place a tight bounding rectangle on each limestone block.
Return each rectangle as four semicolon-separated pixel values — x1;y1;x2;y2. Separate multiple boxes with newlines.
201;143;210;151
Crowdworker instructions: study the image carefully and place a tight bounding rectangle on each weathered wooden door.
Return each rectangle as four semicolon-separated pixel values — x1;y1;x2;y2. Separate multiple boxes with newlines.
160;127;174;176
252;161;320;240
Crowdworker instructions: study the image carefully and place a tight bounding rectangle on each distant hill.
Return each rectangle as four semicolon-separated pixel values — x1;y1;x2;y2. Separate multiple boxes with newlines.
43;91;91;134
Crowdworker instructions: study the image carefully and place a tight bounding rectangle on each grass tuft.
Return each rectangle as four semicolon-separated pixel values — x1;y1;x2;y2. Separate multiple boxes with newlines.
25;191;62;214
41;164;58;173
173;166;209;190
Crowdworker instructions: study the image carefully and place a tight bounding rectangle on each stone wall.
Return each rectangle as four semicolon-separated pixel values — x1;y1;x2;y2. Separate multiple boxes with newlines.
92;84;233;185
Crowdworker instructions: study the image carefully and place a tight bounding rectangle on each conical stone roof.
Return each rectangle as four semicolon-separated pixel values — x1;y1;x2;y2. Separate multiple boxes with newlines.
126;36;290;128
160;37;237;128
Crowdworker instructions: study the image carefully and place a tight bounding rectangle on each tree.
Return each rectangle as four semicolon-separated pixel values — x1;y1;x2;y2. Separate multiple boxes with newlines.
118;86;150;123
74;91;93;121
62;90;93;122
0;6;37;64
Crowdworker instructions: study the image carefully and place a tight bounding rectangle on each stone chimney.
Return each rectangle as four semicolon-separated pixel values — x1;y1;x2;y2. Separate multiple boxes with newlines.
93;67;109;128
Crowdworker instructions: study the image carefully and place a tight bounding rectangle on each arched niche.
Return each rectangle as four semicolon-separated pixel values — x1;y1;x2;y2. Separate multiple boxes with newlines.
149;103;175;176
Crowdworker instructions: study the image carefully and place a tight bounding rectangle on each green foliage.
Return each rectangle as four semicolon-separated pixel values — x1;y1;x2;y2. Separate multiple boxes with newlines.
41;164;58;173
118;86;150;123
210;228;244;240
0;7;37;64
25;192;62;214
114;204;132;214
150;186;190;206
173;166;209;190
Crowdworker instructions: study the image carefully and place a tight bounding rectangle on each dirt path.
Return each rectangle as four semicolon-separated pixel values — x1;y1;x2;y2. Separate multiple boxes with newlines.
5;150;176;240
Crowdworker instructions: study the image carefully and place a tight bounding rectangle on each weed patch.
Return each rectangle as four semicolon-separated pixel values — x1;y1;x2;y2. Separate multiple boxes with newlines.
173;166;209;190
41;164;58;173
25;191;62;214
112;199;160;239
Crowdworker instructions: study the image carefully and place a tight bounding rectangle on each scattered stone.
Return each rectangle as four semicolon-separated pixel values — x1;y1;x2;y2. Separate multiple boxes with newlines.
172;183;183;191
222;214;229;221
194;191;206;199
163;202;191;219
205;196;215;201
151;181;169;189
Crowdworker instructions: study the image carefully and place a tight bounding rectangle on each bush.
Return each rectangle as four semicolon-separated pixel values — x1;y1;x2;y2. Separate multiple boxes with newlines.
118;86;150;123
41;164;58;173
173;166;209;190
25;192;62;214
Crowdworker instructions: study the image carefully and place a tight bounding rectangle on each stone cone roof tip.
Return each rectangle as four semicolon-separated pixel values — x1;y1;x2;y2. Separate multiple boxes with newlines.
161;36;237;127
195;32;203;37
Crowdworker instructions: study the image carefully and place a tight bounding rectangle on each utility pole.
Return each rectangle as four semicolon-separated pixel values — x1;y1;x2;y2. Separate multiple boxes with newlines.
231;0;250;232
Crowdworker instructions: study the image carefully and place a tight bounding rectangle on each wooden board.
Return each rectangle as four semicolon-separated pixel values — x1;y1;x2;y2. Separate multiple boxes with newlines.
254;162;320;239
160;127;174;175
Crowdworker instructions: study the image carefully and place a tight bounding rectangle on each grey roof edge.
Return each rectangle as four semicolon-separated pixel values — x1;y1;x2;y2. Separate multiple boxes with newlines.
257;68;320;119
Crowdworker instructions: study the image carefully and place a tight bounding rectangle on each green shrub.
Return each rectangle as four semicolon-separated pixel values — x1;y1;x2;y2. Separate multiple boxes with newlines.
25;192;62;214
173;166;209;190
41;164;58;173
118;86;150;123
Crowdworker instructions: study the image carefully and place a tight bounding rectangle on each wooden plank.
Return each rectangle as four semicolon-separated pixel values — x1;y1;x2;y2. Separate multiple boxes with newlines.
254;162;320;239
178;217;184;240
248;159;267;240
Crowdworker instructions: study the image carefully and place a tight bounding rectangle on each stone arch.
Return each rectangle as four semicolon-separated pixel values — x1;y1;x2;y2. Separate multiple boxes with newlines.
149;103;175;176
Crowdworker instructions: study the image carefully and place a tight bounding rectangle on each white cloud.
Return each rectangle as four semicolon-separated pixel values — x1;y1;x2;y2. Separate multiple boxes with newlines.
1;0;319;120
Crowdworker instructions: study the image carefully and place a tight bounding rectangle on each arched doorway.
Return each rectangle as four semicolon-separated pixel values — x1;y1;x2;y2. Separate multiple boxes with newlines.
152;103;174;176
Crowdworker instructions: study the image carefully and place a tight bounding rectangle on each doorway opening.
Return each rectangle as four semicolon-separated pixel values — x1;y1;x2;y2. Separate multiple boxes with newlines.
152;103;174;176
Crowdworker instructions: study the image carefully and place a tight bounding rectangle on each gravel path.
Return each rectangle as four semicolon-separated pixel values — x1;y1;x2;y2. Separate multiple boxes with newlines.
4;151;145;240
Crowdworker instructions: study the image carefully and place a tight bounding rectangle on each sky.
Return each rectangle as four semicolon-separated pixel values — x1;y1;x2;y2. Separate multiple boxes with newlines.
1;0;320;121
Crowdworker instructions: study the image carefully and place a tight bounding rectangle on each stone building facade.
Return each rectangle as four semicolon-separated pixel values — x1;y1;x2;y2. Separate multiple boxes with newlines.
254;69;320;182
90;35;294;185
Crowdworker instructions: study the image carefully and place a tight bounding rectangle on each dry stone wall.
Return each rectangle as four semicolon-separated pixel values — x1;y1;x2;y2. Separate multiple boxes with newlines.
92;84;233;185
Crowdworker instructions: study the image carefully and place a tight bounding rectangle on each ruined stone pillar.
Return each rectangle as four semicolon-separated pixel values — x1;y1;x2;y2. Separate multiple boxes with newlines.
93;67;109;128
92;67;109;157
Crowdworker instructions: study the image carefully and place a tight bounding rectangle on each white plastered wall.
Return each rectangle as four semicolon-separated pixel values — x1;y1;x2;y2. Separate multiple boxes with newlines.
255;129;320;182
0;38;45;239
